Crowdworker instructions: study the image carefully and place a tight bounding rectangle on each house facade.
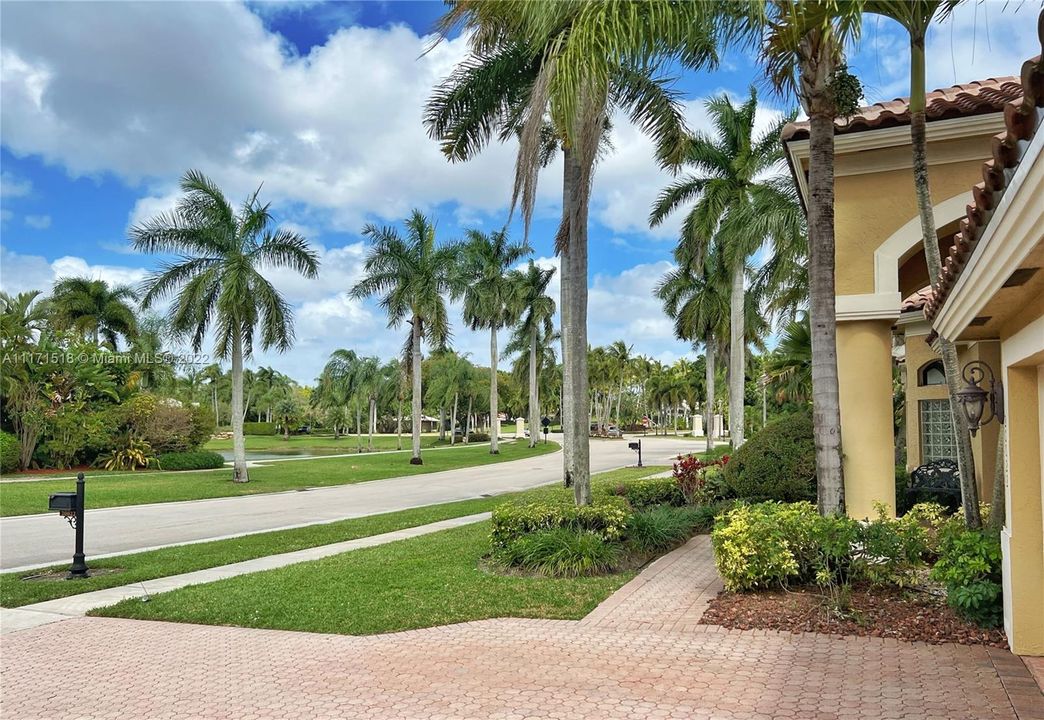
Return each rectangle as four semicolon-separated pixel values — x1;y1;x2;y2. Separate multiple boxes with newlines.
782;19;1043;655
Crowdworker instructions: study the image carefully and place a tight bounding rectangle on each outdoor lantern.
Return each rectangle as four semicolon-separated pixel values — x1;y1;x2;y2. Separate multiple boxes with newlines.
955;361;1004;437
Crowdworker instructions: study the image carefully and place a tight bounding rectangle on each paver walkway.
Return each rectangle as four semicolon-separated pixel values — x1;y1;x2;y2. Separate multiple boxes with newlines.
3;534;1041;719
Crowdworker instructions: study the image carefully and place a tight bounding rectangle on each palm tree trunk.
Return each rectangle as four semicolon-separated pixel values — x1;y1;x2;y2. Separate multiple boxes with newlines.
705;336;716;453
438;405;446;442
356;405;362;452
466;395;473;443
729;259;746;449
909;37;980;528
212;386;219;428
490;327;500;454
410;316;423;465
368;398;375;451
529;326;540;449
230;329;249;483
563;148;591;505
396;396;403;451
451;392;459;446
560;147;575;488
989;430;1005;531
807;104;845;515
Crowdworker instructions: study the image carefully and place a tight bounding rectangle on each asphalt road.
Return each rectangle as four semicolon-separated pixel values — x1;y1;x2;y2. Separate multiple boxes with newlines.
0;435;710;571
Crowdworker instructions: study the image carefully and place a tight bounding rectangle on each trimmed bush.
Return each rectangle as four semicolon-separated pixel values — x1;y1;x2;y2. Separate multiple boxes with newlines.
242;422;277;436
156;450;227;471
0;431;20;473
931;526;1003;627
723;410;816;502
604;477;684;509
490;497;630;552
468;432;490;443
501;528;619;577
625;506;701;553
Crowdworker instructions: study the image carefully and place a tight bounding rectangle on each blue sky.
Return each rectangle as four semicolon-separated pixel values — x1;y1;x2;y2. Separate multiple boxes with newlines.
1;1;1038;383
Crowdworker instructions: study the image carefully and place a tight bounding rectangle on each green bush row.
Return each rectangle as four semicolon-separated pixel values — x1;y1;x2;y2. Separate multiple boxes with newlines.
490;498;630;552
0;432;19;474
930;525;1003;627
156;450;227;471
242;422;277;436
603;476;684;509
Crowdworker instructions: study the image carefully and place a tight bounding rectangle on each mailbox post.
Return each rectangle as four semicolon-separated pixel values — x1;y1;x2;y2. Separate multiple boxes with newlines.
628;439;643;468
48;472;89;579
541;416;551;445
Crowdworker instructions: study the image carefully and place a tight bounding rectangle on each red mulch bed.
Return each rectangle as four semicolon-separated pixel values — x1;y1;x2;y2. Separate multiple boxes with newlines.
700;582;1008;648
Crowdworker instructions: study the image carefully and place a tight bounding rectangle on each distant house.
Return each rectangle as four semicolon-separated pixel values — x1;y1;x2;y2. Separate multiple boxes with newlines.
782;26;1043;655
406;414;440;433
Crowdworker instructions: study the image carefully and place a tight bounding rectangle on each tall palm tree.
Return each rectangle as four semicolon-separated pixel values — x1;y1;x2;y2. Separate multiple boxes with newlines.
50;277;139;349
656;243;731;453
350;210;459;465
650;88;796;450
507;261;557;448
430;2;712;504
863;0;979;527
758;1;863;514
605;340;633;426
132;169;320;483
459;229;530;454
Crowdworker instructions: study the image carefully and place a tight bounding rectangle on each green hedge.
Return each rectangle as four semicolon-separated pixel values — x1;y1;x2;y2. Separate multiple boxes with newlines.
603;477;684;509
723;409;816;502
156;450;227;471
0;432;19;473
490;497;630;552
242;422;277;436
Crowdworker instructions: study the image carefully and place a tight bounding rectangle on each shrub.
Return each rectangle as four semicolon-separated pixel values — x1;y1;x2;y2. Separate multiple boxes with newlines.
490;497;630;552
187;405;216;449
672;453;731;504
712;502;822;591
468;432;490;442
501;528;619;577
156;450;226;471
723;410;816;502
625;506;701;553
99;438;159;471
853;503;928;587
0;432;20;473
140;402;197;453
242;422;277;436
931;526;1003;627
605;477;684;509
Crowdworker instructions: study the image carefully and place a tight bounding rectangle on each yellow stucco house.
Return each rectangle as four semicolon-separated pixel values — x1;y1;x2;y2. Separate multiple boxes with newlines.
782;23;1043;655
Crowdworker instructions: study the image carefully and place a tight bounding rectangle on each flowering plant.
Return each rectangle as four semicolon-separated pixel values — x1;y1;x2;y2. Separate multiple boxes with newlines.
672;453;729;505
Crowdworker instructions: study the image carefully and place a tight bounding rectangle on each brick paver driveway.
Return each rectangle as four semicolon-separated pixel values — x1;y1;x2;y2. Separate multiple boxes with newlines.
2;537;1041;720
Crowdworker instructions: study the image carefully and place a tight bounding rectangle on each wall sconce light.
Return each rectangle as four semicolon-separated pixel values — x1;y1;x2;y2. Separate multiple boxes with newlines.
955;361;1004;437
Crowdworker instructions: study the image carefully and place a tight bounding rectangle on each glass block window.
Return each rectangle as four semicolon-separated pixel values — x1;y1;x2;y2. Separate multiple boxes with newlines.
920;399;957;462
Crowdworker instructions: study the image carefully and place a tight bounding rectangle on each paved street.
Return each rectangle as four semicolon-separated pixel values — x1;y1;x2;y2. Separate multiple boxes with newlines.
0;435;703;570
2;536;1040;719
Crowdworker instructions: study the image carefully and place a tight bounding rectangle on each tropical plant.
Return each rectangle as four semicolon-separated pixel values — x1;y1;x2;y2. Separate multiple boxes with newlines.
650;88;799;450
862;0;980;529
0;290;49;350
765;313;812;404
350;210;460;464
429;1;718;504
757;1;864;514
458;229;530;453
101;437;158;471
50;277;139;349
132;169;320;483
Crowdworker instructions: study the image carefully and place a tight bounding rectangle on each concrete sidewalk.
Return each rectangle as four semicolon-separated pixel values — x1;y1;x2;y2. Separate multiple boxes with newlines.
1;435;702;570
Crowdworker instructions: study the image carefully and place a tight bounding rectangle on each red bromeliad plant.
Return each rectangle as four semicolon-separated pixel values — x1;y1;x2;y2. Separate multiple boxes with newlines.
672;453;729;504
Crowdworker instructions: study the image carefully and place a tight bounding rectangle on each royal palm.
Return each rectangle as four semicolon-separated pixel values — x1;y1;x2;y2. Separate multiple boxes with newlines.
350;210;459;465
132;169;319;483
507;261;556;448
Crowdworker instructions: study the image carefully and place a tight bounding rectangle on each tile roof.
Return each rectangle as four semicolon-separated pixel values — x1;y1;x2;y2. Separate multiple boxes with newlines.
924;13;1044;323
900;286;934;312
781;77;1023;142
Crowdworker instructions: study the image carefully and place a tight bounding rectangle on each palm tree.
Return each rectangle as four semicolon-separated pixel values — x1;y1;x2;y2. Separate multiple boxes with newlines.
605;340;633;427
350;210;459;465
758;1;863;515
766;313;813;404
430;2;712;504
650;88;796;450
656;244;731;452
132;169;320;483
507;261;556;448
50;277;139;349
353;355;382;451
459;229;530;454
863;1;979;527
0;290;49;350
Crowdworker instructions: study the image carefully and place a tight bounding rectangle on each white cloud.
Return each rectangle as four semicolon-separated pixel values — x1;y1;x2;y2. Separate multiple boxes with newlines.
0;171;32;197
24;213;50;229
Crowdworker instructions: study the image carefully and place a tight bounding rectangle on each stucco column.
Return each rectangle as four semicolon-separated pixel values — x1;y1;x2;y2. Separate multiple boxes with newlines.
837;319;897;519
1001;363;1043;655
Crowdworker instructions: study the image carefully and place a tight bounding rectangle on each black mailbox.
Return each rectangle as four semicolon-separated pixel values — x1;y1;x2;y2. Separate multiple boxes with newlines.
628;442;639;450
49;492;77;514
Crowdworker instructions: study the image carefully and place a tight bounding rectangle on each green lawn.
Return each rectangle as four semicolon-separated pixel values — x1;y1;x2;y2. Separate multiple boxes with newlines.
0;440;559;517
203;432;452;452
92;522;633;635
1;465;663;608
